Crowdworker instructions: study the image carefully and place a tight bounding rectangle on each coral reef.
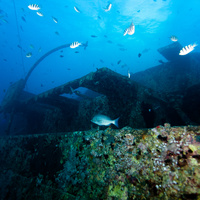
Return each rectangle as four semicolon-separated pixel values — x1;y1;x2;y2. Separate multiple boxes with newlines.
0;124;200;199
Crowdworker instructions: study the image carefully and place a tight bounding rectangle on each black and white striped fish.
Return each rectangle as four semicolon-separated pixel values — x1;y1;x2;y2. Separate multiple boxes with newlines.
123;22;135;36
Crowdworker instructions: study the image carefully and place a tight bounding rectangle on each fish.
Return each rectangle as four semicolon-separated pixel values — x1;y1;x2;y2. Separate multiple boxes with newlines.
74;6;80;13
38;47;42;52
55;31;59;35
28;4;40;11
91;35;97;38
123;22;135;36
36;12;43;17
104;3;112;12
83;41;88;50
52;17;58;23
29;44;34;49
70;41;81;48
100;59;104;63
91;114;119;127
170;35;178;42
128;69;130;78
142;48;150;53
75;51;79;53
138;53;142;58
119;48;127;51
158;60;165;64
107;40;113;44
21;16;26;22
121;64;127;68
60;55;64;58
179;43;197;55
117;60;121;64
26;52;32;58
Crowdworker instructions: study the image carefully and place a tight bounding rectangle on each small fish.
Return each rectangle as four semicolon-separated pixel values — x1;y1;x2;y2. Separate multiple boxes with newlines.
170;35;178;42
28;4;40;11
41;84;43;87
55;31;59;35
179;43;197;55
26;52;32;58
3;89;6;93
119;48;127;51
21;16;26;22
91;114;119;127
75;51;79;53
117;60;121;64
20;25;23;31
29;44;34;49
3;58;7;62
142;48;150;53
138;53;142;58
74;6;80;13
83;41;88;50
17;44;22;49
128;69;130;78
121;64;127;68
91;35;97;38
70;41;81;48
158;60;165;64
104;3;112;12
36;12;43;17
98;16;101;20
1;18;8;23
100;59;104;63
52;17;58;23
107;40;113;44
124;22;135;36
60;55;64;58
67;68;71;70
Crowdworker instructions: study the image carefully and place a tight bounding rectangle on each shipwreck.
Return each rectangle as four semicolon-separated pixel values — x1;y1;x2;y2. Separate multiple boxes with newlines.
0;42;200;199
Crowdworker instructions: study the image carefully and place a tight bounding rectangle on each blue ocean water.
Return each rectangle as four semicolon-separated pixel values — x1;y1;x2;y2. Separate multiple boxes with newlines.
0;0;199;103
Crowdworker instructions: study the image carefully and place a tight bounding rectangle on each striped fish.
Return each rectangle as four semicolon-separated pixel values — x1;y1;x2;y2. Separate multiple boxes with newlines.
123;22;135;36
179;43;197;55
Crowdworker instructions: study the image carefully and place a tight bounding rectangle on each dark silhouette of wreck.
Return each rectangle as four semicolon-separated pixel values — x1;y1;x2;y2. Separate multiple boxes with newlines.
0;42;200;135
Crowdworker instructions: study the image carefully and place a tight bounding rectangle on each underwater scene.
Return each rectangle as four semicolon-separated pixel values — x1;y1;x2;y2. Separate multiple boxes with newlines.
1;0;200;199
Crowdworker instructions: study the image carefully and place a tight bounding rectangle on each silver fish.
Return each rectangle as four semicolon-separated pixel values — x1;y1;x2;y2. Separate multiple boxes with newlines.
91;114;119;127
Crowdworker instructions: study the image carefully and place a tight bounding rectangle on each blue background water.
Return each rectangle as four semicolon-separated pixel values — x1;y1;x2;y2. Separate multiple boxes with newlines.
0;0;199;103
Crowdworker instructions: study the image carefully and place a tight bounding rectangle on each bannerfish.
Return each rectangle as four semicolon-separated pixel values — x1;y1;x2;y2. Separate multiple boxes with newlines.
26;52;32;58
179;43;197;55
91;114;119;127
104;3;112;12
170;35;178;42
28;4;40;11
70;41;81;48
36;12;43;17
123;22;135;36
74;6;80;13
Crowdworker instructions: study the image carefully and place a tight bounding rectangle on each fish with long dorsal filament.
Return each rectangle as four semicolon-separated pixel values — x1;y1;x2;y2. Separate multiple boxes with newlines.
91;114;119;127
